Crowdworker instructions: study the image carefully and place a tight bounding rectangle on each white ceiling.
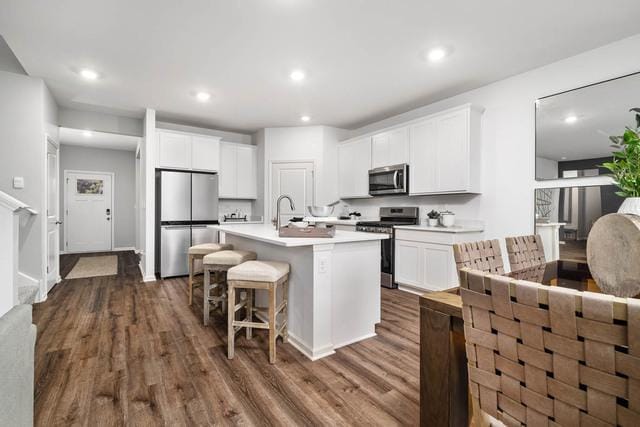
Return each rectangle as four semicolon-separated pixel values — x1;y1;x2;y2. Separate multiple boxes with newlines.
2;0;640;133
59;127;140;151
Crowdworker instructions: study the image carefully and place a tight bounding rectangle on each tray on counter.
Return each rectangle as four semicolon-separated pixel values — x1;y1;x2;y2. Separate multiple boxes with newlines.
278;224;336;238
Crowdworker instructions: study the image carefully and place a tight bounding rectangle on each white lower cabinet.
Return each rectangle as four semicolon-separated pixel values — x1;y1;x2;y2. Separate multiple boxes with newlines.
394;228;484;291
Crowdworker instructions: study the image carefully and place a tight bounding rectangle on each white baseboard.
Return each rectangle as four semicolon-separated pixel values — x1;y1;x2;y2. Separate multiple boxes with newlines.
252;311;335;361
113;246;136;252
61;246;136;255
397;283;438;295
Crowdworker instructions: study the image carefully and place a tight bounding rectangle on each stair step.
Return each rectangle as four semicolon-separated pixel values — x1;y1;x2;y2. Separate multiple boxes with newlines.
17;285;39;305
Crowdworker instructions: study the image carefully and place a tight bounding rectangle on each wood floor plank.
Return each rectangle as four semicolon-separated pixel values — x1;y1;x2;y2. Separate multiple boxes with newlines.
33;251;420;426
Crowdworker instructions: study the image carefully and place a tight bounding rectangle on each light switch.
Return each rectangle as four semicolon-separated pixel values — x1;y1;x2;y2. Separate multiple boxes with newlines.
13;176;24;189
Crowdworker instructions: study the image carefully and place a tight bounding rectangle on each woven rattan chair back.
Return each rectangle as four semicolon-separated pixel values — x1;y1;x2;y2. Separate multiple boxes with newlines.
453;239;505;276
505;235;546;272
459;268;640;426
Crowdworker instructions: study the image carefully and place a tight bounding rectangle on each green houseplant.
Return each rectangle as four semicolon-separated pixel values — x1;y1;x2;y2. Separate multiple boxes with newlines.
601;108;640;214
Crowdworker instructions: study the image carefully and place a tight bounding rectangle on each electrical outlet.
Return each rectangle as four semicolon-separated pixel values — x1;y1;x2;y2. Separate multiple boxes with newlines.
13;176;24;189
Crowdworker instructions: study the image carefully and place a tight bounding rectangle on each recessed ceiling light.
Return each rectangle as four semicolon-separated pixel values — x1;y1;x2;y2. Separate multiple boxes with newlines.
564;115;578;124
80;68;99;80
196;92;211;102
561;157;567;160
300;115;311;122
290;69;306;82
83;130;93;137
426;47;448;63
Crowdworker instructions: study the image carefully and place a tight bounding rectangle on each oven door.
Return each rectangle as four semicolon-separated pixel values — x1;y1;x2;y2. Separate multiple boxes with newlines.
368;164;408;196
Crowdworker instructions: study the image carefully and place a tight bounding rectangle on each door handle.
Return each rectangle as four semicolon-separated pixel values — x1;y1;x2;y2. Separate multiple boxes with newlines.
55;221;63;225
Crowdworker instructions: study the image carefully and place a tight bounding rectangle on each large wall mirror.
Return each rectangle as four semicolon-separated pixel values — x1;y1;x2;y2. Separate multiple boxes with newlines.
535;71;640;180
534;184;623;262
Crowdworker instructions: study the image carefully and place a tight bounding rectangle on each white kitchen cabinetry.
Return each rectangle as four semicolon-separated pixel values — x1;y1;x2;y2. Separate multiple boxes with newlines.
371;127;409;168
219;142;257;199
191;136;220;172
157;130;221;172
394;228;484;292
158;131;191;169
409;104;483;195
338;137;372;199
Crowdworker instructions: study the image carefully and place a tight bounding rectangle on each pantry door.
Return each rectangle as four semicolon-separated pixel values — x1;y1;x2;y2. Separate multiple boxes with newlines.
64;171;113;252
271;162;314;224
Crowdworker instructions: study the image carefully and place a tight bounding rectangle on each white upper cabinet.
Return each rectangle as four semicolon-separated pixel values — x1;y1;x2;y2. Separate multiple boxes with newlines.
157;130;221;172
219;142;237;198
338;137;372;199
191;136;221;172
158;131;191;169
371;127;409;168
409;104;483;195
219;142;257;199
235;144;257;199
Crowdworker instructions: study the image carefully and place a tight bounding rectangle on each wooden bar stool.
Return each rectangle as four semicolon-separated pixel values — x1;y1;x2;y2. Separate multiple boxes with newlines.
202;250;257;326
187;243;232;305
226;260;290;364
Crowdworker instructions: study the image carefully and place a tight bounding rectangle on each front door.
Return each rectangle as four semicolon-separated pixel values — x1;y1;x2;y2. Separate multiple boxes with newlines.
65;171;113;253
271;162;314;224
46;140;60;290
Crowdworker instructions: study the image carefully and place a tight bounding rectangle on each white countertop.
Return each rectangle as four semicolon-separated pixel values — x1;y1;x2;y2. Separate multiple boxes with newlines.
394;224;485;233
220;220;265;225
209;224;388;247
536;222;566;227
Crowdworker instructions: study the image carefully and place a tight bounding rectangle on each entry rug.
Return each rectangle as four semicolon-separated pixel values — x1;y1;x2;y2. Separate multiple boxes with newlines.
65;255;118;279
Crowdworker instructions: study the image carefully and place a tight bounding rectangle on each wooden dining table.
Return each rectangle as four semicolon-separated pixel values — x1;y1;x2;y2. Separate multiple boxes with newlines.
419;260;596;427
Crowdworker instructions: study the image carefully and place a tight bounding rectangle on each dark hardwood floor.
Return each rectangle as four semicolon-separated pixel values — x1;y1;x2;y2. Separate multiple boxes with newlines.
33;251;420;426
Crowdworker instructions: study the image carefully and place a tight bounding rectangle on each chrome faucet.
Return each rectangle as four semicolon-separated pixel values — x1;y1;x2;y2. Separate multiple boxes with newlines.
275;194;295;230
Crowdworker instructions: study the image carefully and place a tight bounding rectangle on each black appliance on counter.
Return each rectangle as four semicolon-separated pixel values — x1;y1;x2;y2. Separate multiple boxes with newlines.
356;207;419;288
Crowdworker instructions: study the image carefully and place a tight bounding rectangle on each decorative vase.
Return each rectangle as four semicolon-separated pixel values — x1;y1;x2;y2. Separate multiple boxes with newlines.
618;197;640;216
427;218;439;227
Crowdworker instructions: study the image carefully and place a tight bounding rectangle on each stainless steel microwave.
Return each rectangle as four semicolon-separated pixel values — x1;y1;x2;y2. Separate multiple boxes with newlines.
368;164;409;196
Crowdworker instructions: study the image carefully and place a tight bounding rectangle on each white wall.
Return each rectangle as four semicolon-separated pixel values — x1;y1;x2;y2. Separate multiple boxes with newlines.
156;121;252;145
59;108;143;137
259;126;349;221
343;34;640;238
0;70;57;289
59;145;136;250
0;35;26;75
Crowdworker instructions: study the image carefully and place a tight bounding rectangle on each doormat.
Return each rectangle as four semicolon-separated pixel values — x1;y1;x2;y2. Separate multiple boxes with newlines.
65;255;118;279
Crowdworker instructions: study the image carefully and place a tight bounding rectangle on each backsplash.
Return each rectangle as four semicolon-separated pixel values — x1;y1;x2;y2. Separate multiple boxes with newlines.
340;193;485;227
219;199;253;219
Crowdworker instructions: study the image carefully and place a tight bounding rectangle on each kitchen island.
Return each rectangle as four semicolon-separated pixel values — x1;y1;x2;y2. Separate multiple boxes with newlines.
208;224;389;360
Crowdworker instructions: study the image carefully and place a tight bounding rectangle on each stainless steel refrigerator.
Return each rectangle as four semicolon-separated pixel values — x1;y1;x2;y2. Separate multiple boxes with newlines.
156;170;219;278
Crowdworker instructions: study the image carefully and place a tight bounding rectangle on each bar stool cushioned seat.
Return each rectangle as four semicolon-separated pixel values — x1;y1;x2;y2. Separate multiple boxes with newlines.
202;250;257;326
203;250;257;266
187;243;234;305
226;260;290;364
227;261;290;283
188;243;232;256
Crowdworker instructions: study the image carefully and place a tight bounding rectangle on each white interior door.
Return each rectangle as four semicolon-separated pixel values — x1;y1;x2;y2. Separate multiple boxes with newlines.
65;171;113;253
271;162;314;224
46;140;60;290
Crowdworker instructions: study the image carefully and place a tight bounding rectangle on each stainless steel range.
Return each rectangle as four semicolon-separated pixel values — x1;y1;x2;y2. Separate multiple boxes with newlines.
356;207;419;288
